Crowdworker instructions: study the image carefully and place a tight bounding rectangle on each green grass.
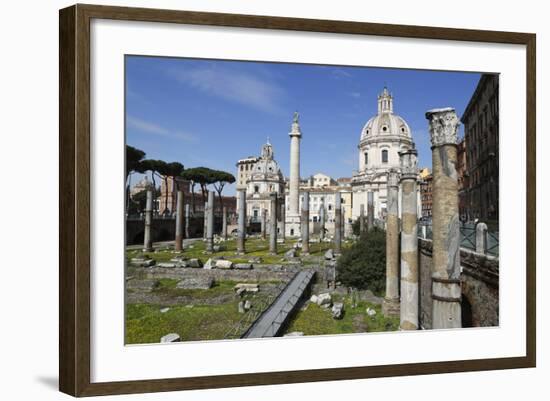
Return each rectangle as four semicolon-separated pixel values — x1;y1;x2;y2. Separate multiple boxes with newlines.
151;278;241;299
126;237;343;266
285;296;399;336
126;303;244;343
126;278;281;344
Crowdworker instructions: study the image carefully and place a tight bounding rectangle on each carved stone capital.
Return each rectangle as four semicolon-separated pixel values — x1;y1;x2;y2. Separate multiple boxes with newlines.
426;107;459;147
387;169;400;188
399;148;418;180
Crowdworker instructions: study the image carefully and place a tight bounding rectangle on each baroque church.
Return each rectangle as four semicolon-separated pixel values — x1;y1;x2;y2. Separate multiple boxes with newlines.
236;141;285;224
351;87;416;220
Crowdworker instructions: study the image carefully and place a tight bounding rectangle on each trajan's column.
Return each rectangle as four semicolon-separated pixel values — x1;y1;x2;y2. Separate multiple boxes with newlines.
286;111;302;237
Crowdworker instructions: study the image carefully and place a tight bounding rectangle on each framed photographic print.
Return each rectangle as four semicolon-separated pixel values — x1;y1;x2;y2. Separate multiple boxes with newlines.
59;4;536;397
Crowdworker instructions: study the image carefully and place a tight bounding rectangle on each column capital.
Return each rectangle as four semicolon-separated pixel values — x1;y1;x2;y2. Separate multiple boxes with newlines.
426;107;459;147
399;148;418;180
387;169;400;188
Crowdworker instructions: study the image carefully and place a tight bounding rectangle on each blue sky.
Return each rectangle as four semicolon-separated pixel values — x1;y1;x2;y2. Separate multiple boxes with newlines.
126;56;481;195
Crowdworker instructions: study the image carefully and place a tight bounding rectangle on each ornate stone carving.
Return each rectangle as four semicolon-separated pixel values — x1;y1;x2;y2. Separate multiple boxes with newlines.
290;111;301;136
387;169;400;188
399;148;418;179
425;107;459;147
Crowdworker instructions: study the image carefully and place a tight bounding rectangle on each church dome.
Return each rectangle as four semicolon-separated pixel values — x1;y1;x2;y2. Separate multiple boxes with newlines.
360;87;412;141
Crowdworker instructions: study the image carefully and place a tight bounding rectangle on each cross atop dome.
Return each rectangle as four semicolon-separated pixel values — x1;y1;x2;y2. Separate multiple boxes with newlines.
378;86;394;114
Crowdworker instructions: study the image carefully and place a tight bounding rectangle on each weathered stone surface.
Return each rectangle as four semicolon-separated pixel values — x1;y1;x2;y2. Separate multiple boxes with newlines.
316;293;332;306
130;257;156;267
366;307;377;317
213;244;226;252
284;331;304;337
324;249;334;260
332;302;344;319
310;294;318;304
360;290;383;305
234;263;253;270
157;262;177;268
203;258;215;270
238;301;245;314
176;277;214;290
160;307;170;313
215;259;233;269
234;283;259;293
160;333;180;343
127;279;159;291
244;300;252;310
284;248;297;259
187;258;202;268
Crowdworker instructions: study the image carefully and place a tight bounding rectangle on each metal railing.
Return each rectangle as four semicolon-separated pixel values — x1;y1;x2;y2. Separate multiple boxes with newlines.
418;221;499;256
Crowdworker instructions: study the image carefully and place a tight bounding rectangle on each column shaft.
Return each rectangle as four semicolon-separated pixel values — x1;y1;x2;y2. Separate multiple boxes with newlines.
184;204;190;239
280;201;286;242
334;192;342;254
222;206;228;240
427;108;462;329
359;204;365;234
206;191;214;253
269;194;278;254
367;191;374;231
174;190;184;251
301;191;310;254
383;171;400;316
143;188;153;252
237;190;246;254
320;202;325;241
400;180;419;329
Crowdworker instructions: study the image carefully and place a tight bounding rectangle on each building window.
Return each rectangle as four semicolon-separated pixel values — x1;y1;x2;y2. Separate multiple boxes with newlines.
381;149;388;163
254;186;259;193
364;152;368;166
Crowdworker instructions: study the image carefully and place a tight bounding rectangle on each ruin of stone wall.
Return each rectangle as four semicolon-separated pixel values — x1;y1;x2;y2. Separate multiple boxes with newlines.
418;238;499;329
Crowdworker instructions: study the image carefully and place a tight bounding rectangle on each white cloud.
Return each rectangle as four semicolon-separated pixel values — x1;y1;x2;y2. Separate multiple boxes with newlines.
127;116;197;143
331;68;353;80
167;65;286;114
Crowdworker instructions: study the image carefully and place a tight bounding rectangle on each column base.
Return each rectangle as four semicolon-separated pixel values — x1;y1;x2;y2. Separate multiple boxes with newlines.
382;297;400;317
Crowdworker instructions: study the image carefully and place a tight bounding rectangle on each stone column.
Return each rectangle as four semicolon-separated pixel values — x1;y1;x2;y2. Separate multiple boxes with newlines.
143;187;153;252
280;201;286;242
359;203;365;234
269;193;278;254
383;169;400;317
261;208;267;240
399;149;419;330
476;222;488;254
367;191;374;231
334;192;342;255
426;107;462;329
301;191;310;254
205;190;214;253
319;200;326;241
203;201;208;240
174;190;184;251
237;189;246;254
222;206;228;241
184;203;190;239
287;112;302;236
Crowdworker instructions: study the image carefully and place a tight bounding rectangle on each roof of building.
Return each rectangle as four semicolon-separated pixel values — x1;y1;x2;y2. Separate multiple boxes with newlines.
360;87;413;142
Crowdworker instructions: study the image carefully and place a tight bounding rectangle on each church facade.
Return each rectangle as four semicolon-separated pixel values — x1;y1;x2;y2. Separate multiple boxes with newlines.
351;87;416;221
236;141;285;225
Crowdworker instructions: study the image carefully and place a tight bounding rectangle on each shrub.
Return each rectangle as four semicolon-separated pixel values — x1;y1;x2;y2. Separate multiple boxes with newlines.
336;228;386;294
